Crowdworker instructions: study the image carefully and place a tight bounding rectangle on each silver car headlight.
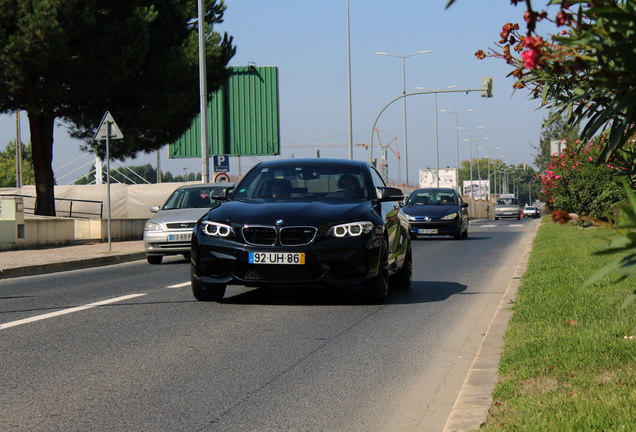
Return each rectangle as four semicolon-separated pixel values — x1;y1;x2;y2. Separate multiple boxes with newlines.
326;221;374;238
441;212;458;221
405;214;417;221
201;221;233;237
144;221;163;232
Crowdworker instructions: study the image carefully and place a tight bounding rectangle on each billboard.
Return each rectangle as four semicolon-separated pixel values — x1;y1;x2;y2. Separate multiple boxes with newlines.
419;168;457;188
169;66;280;158
463;179;490;199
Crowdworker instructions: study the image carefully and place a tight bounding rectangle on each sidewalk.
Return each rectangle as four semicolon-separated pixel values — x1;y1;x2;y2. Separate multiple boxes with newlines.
0;241;146;279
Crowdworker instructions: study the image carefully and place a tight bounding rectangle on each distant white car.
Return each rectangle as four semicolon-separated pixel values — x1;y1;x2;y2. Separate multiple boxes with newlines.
522;206;541;218
143;183;234;264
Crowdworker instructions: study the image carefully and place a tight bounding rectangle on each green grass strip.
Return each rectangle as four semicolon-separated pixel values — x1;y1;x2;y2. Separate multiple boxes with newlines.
481;220;636;431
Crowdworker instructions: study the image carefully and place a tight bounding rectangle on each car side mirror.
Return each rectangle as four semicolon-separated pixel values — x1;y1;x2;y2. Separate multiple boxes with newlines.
376;187;404;202
462;202;468;208
150;205;160;213
210;185;235;200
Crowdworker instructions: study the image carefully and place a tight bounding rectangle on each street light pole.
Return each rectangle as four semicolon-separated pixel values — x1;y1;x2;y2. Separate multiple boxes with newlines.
414;86;456;188
478;145;499;200
376;50;431;186
346;0;353;159
473;138;488;196
440;109;474;193
458;126;484;199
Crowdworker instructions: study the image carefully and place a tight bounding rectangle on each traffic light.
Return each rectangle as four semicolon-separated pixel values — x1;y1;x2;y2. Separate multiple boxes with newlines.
481;77;494;98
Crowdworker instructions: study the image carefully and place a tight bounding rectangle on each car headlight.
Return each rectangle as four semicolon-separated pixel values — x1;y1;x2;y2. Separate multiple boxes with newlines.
441;212;458;221
405;214;417;221
201;221;233;237
144;222;162;232
326;221;374;238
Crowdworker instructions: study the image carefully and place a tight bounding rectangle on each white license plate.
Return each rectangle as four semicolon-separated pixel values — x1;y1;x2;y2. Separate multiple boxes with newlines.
418;229;438;234
168;233;192;242
249;252;305;265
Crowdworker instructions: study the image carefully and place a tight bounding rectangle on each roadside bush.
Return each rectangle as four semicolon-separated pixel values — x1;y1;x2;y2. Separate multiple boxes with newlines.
540;138;626;220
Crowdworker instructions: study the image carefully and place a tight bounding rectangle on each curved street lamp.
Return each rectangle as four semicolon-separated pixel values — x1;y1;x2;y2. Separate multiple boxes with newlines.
376;50;431;185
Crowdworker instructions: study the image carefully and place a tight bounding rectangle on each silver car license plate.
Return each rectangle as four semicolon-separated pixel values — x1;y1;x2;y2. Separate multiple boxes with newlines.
249;252;305;265
168;233;192;242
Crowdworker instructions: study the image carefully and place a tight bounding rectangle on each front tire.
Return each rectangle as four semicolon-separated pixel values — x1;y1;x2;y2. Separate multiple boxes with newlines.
147;255;162;265
390;243;412;290
366;242;389;303
191;265;226;302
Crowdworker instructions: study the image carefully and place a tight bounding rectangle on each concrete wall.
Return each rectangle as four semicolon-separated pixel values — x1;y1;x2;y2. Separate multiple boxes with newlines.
0;217;145;250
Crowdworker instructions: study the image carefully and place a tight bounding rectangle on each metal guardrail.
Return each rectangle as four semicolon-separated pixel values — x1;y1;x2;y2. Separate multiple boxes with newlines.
0;194;104;219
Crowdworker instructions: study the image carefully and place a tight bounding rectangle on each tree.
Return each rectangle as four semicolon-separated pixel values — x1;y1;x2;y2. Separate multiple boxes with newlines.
0;141;36;187
533;112;580;172
0;0;235;215
449;0;636;186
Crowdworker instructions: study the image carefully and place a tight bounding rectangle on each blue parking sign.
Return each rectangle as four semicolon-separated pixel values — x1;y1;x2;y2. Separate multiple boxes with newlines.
213;155;230;173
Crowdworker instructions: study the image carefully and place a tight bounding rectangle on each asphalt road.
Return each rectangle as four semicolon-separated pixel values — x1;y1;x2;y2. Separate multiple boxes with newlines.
0;218;539;432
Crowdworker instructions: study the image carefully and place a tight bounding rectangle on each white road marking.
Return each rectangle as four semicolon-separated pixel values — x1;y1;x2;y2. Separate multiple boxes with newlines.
0;294;146;330
168;282;190;288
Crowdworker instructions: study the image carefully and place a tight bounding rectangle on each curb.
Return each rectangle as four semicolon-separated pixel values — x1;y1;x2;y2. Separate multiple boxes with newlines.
0;252;147;280
442;220;540;431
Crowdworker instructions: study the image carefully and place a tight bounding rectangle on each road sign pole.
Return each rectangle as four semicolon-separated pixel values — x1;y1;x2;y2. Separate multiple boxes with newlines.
106;122;112;253
93;111;123;254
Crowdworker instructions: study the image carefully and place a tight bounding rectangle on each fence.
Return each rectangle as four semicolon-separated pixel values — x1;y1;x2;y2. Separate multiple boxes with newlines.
0;194;104;219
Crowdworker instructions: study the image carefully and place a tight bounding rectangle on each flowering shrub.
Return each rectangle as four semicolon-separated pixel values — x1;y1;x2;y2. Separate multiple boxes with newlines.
465;0;636;170
540;138;626;220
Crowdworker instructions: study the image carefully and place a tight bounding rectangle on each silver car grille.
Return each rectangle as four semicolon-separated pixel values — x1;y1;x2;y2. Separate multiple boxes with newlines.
166;222;197;230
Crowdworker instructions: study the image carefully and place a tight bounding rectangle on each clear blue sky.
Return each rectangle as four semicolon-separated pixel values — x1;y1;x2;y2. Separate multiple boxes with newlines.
0;1;555;186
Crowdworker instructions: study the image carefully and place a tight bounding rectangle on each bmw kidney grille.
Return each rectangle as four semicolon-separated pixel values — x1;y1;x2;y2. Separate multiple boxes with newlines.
242;226;317;246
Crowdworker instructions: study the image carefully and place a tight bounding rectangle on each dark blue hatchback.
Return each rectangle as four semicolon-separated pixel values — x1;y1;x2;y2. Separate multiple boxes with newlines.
401;188;469;240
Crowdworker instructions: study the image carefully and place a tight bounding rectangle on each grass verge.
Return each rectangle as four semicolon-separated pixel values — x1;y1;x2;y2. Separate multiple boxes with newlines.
481;219;636;431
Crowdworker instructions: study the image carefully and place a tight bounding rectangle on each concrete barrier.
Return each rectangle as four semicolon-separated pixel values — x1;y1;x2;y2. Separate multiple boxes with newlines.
1;216;145;250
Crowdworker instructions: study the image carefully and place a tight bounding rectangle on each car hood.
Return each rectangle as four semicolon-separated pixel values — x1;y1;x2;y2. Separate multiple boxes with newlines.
147;208;213;224
204;199;376;227
402;204;458;218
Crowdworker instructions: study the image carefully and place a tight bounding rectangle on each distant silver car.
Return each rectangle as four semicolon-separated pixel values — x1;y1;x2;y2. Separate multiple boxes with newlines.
143;183;233;264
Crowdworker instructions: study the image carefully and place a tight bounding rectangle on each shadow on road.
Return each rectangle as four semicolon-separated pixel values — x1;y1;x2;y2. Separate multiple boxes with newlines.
217;280;467;307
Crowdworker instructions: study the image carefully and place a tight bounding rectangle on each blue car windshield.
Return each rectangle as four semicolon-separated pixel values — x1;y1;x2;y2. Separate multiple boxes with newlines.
408;192;457;205
232;165;369;199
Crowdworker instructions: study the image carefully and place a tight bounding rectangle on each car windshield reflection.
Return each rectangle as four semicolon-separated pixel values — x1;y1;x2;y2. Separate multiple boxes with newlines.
231;164;369;199
407;192;457;205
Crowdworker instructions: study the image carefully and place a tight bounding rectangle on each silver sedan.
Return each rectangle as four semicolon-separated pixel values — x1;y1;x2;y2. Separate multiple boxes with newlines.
143;183;233;264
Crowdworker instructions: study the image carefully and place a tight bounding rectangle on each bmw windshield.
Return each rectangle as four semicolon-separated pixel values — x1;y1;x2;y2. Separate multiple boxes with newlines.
231;164;370;200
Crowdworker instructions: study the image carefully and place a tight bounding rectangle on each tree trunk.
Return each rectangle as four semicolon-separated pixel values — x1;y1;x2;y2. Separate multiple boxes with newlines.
28;111;56;216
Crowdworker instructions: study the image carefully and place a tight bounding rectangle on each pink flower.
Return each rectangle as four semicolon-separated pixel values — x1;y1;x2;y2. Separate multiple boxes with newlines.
522;49;541;69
